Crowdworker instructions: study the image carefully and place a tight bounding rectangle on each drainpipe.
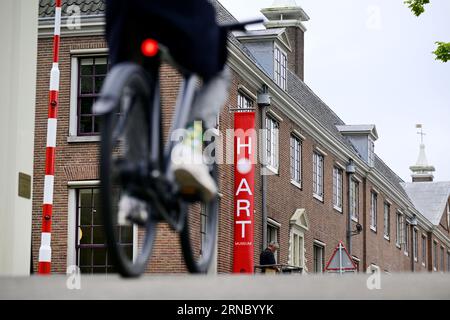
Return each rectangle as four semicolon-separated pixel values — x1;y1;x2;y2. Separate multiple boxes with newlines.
410;214;418;272
346;159;356;256
362;176;368;271
257;85;270;252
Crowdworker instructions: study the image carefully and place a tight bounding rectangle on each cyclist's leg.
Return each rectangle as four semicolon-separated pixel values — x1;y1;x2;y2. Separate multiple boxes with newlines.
187;67;231;129
170;68;230;202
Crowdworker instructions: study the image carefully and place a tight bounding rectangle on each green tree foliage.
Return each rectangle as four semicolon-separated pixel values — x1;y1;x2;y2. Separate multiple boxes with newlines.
433;42;450;62
404;0;449;62
404;0;430;16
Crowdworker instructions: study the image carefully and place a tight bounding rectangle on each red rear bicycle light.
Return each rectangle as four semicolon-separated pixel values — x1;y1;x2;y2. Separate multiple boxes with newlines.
141;38;159;57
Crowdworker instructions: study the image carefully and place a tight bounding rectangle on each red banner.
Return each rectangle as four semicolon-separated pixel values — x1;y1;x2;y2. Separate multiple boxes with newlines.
233;112;256;273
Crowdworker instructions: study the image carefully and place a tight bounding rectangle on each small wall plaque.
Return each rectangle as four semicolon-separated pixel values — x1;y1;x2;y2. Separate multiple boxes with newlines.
18;172;31;199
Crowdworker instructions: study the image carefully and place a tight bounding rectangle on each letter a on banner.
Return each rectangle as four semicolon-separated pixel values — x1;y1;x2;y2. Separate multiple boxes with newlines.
233;112;256;273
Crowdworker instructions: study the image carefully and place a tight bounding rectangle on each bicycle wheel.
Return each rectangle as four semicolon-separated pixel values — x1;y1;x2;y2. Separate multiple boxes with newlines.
99;63;160;277
179;163;219;273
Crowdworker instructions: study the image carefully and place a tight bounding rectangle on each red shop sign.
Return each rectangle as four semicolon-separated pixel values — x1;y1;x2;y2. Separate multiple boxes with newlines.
233;112;256;273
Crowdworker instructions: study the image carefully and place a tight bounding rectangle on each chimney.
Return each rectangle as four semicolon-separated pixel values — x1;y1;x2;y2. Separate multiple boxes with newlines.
261;0;309;80
410;124;435;182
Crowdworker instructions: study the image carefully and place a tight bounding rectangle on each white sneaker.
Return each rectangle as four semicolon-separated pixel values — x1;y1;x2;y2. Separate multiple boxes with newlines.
170;143;218;202
117;193;148;226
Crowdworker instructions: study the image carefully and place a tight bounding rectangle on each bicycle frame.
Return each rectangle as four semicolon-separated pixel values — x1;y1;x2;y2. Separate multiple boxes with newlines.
163;73;200;178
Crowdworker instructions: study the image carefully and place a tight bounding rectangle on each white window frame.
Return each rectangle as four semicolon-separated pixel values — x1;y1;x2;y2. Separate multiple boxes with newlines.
290;228;305;268
237;91;254;112
447;251;450;272
313;152;324;201
352;256;361;272
267;219;280;263
274;43;287;90
396;211;404;248
413;227;418;262
290;134;302;188
440;246;445;272
404;221;410;256
447;203;450;229
333;167;343;212
421;234;427;267
350;178;359;222
69;49;108;143
383;202;390;240
370;191;377;231
368;137;375;167
433;241;438;271
265;116;279;174
313;241;325;273
67;181;137;271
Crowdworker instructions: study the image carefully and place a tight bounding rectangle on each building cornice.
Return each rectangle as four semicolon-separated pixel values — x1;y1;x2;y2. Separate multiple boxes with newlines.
38;15;105;38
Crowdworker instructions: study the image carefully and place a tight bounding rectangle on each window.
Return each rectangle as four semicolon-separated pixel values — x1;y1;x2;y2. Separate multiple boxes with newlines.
441;246;445;271
313;242;325;273
267;222;279;263
291;230;304;268
274;45;287;90
350;179;359;221
447;204;450;229
313;152;324;200
265;116;279;171
368;138;375;167
370;192;377;230
352;257;360;272
237;92;253;112
404;221;410;255
383;202;390;239
290;135;302;186
396;212;403;247
413;228;418;262
422;235;427;266
433;241;438;271
333;167;343;211
77;56;109;135
447;252;450;272
76;188;133;274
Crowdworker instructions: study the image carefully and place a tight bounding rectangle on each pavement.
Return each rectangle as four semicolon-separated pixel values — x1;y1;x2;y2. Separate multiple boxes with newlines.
1;273;450;300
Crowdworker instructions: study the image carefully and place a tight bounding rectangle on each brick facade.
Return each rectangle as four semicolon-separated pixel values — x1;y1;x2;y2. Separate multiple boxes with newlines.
33;1;450;275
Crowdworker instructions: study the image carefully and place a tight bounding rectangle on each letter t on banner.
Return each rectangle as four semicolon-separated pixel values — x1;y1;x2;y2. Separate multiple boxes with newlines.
233;112;256;273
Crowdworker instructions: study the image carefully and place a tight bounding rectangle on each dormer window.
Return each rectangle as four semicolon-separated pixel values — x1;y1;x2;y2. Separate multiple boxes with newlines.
274;44;287;90
368;137;375;167
447;203;450;229
336;125;378;167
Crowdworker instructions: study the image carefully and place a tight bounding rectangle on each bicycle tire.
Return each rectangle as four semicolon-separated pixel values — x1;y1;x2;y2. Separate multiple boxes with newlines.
179;163;219;273
99;63;160;277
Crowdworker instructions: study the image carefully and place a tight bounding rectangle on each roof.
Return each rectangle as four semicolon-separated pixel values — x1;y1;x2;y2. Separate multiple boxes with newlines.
233;28;285;38
401;181;450;225
374;156;410;200
286;71;355;149
39;0;105;18
336;125;378;140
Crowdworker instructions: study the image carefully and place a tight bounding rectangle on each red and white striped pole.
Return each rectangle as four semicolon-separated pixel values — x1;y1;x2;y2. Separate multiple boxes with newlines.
38;0;62;274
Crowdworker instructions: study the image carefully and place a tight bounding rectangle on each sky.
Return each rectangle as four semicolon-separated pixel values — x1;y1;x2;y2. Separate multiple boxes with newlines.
218;0;450;182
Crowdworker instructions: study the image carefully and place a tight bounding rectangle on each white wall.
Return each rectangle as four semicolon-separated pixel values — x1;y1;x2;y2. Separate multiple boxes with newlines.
0;0;38;276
